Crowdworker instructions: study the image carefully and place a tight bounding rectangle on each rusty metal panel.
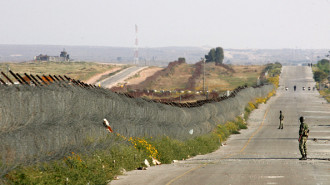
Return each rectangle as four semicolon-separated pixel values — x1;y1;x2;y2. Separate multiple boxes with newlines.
36;75;49;85
16;73;30;85
48;75;57;82
24;73;39;87
29;74;42;86
9;70;23;84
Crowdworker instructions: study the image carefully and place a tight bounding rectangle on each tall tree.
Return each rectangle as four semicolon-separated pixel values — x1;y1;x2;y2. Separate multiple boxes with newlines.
313;70;327;82
205;47;224;64
215;47;224;64
205;48;216;62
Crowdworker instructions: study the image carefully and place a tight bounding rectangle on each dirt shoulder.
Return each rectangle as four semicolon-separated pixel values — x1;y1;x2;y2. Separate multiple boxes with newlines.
84;67;121;84
125;67;163;85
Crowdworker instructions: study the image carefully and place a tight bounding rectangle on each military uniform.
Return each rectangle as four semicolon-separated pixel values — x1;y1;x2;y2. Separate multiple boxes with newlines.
278;111;284;129
299;117;309;160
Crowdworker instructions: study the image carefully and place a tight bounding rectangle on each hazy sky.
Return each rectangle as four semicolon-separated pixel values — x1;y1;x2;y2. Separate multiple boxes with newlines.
0;0;329;49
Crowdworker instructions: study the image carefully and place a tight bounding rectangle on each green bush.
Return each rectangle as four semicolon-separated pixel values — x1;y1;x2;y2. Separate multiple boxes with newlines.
264;62;282;77
236;117;247;129
319;89;330;103
313;70;328;82
317;59;329;73
149;134;220;164
4;144;148;185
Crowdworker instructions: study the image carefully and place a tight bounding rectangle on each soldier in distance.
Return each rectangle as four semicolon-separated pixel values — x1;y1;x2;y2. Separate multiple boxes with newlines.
278;110;284;129
298;116;309;160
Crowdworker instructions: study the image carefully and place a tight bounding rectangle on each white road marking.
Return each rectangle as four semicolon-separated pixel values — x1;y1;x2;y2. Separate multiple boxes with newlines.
305;116;330;119
302;111;330;114
261;176;284;179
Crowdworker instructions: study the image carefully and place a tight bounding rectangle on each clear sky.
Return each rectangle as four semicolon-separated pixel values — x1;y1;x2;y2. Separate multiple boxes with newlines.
0;0;329;49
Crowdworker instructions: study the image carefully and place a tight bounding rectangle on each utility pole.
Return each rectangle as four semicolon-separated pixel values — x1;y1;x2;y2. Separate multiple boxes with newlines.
134;24;139;65
327;51;330;84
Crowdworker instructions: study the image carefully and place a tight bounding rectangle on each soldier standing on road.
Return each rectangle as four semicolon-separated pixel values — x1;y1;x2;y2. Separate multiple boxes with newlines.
278;110;284;129
298;116;309;160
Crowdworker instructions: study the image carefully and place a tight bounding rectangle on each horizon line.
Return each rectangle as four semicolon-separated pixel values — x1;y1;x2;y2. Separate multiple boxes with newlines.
0;43;329;50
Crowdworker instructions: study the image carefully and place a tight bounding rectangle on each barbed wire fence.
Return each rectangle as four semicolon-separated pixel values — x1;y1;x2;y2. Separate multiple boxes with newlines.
0;71;273;176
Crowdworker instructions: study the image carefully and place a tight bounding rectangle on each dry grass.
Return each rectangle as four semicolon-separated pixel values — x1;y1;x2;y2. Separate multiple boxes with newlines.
319;89;330;103
144;63;265;91
0;61;125;82
0;61;265;92
192;64;264;91
147;63;195;90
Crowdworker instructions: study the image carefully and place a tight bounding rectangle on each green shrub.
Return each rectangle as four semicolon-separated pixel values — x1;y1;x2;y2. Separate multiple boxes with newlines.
4;143;148;185
235;117;247;129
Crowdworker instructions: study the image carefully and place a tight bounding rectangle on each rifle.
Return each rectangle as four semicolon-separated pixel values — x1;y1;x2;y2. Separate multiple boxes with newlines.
299;127;309;142
298;134;302;142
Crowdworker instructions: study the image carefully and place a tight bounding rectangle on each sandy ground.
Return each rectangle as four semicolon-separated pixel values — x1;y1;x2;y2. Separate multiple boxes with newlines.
125;67;163;85
84;67;121;84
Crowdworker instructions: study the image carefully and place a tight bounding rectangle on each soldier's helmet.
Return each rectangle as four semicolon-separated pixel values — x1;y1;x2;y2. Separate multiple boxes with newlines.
299;116;304;123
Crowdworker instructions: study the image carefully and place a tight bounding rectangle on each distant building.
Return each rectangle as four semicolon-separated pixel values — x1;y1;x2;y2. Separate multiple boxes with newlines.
34;49;70;62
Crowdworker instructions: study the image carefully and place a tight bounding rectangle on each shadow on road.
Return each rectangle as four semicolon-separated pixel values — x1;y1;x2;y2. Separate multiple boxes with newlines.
236;138;329;141
236;137;297;141
225;157;330;161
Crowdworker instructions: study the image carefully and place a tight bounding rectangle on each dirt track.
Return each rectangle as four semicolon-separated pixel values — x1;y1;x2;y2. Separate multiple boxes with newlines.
125;67;163;85
84;67;121;84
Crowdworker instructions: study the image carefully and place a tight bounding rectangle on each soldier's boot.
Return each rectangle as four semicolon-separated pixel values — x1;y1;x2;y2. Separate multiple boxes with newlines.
303;154;307;160
299;154;307;160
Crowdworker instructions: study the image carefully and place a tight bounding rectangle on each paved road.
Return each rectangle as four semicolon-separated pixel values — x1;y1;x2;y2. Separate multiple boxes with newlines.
110;66;330;185
100;66;146;88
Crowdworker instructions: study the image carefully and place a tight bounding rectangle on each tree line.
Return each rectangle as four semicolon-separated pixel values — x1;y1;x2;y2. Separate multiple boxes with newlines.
313;56;329;83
